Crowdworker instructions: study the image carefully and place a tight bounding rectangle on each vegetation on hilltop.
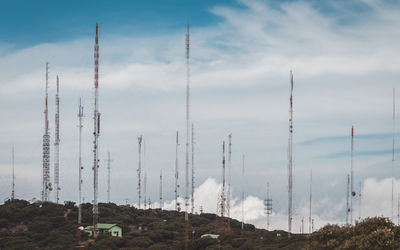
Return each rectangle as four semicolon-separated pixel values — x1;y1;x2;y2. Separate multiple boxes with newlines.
0;199;399;249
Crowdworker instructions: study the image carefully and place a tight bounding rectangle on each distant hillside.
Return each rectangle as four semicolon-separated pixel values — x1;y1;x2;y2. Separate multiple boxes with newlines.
0;199;399;249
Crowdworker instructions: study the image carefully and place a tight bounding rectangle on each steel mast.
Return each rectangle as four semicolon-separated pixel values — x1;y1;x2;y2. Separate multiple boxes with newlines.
184;23;190;250
137;136;143;209
78;98;84;224
92;23;101;235
11;144;15;201
288;70;294;238
309;169;312;233
227;134;232;219
106;152;113;203
54;76;60;204
175;131;180;211
241;154;245;230
350;126;355;224
42;62;51;202
191;123;195;214
160;169;163;209
392;88;396;221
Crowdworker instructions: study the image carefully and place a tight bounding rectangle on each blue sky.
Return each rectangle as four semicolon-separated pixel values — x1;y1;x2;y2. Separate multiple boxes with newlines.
1;0;400;231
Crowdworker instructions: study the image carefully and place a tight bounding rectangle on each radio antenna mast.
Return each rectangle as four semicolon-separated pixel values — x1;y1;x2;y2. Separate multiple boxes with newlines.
11;144;15;201
160;169;163;209
227;134;232;219
92;23;101;235
392;88;396;221
350;126;355;225
42;62;51;202
346;174;350;225
54;76;60;204
137;135;143;209
175;131;180;211
288;70;294;238
309;169;312;233
191;123;195;214
264;182;272;230
184;23;191;250
78;98;84;224
241;154;245;230
106;152;113;203
144;139;147;209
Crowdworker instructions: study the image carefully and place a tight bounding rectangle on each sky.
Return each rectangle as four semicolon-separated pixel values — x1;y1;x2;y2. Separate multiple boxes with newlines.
1;0;400;232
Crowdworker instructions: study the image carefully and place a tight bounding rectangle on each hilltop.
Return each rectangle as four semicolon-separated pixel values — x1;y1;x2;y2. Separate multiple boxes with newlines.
0;199;399;249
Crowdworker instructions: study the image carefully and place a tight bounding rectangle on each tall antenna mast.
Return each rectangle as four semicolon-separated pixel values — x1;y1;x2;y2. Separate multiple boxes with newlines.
160;169;163;209
288;70;294;238
392;88;396;221
309;169;312;233
42;62;51;202
350;126;355;224
106;152;113;203
241;154;245;230
217;141;230;232
184;23;190;250
227;134;232;219
78;98;84;224
92;23;101;234
11;144;15;201
144;139;147;209
54;76;60;204
346;174;350;225
191;123;195;214
175;131;180;211
358;181;362;220
137;135;143;209
264;182;272;230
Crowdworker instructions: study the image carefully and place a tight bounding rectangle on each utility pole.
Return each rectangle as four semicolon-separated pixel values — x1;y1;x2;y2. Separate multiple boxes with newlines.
227;134;232;219
92;23;101;235
184;23;190;250
309;169;312;233
160;169;163;209
42;62;51;202
137;135;143;209
106;152;113;203
54;76;60;204
175;131;180;211
78;98;84;224
288;70;294;238
191;123;195;214
11;144;15;201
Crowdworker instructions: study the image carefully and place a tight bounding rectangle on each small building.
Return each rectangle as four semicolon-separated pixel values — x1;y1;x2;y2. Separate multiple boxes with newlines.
201;234;219;239
84;224;122;237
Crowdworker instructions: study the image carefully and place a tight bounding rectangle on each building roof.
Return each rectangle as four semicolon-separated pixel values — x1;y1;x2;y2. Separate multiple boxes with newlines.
84;223;118;230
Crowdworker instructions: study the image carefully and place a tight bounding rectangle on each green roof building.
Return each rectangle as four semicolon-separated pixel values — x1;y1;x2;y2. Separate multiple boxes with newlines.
84;224;122;237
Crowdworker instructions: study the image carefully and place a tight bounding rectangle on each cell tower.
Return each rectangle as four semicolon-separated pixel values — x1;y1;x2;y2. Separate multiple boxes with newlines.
160;169;163;209
42;62;51;202
78;99;84;224
54;76;60;204
227;134;232;219
217;141;230;232
392;88;395;221
346;174;350;225
175;131;180;211
309;169;312;233
191;123;195;214
264;182;272;230
241;154;245;230
137;135;143;209
184;23;190;250
288;70;294;238
106;152;113;203
92;23;101;235
144;140;147;209
350;126;355;224
11;144;15;201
